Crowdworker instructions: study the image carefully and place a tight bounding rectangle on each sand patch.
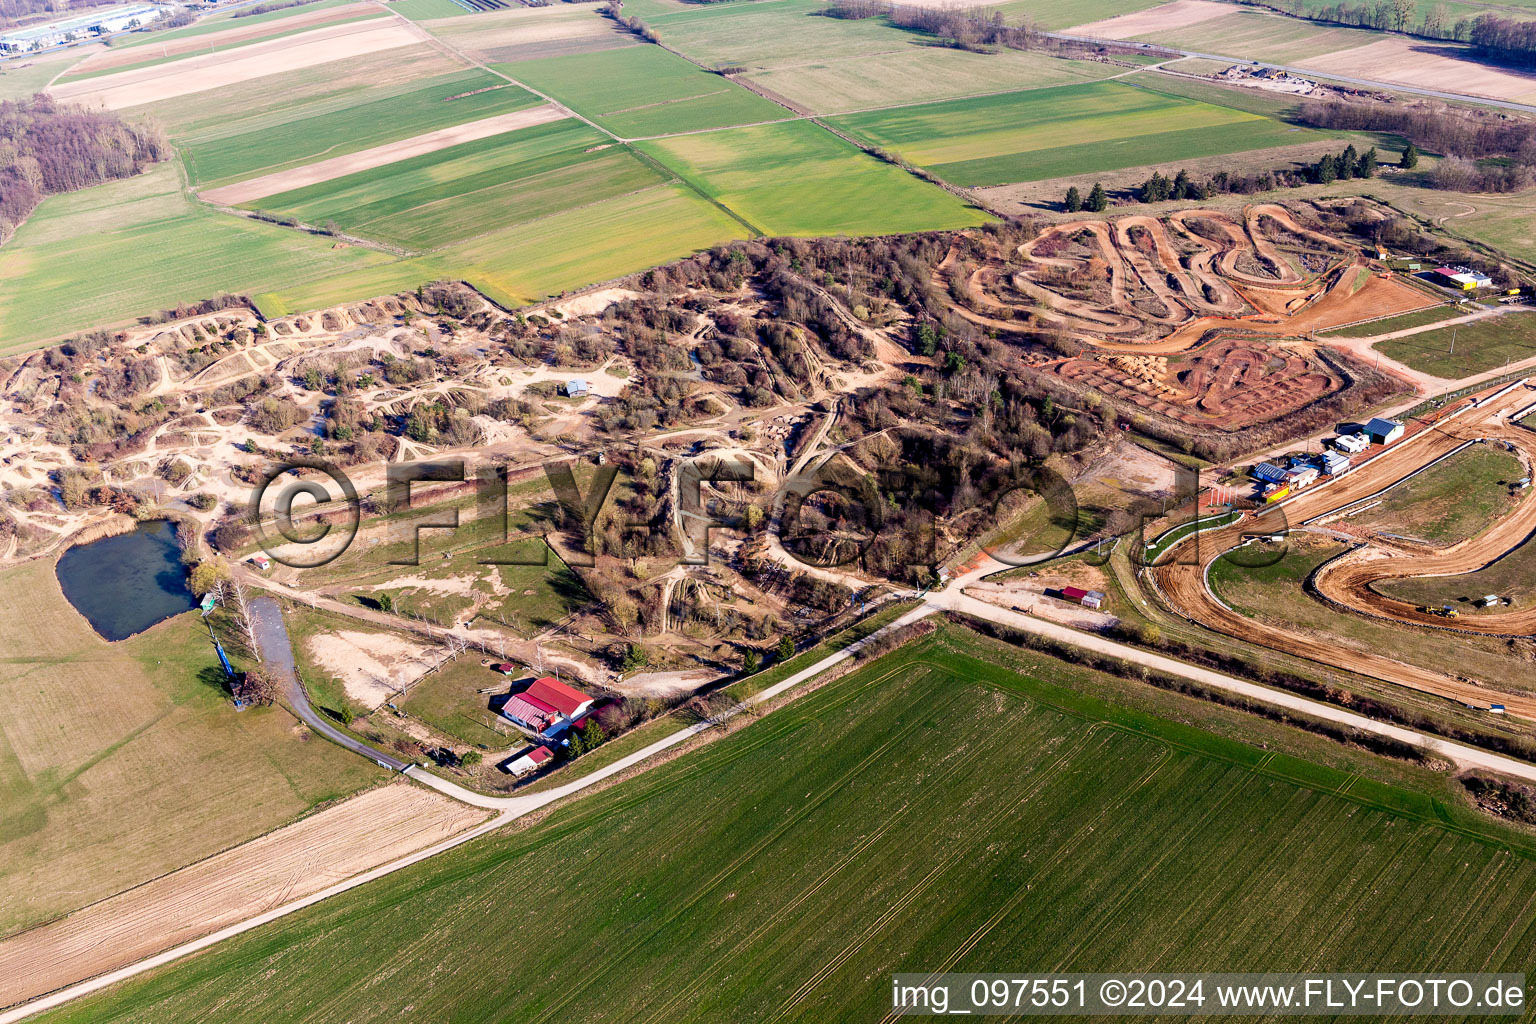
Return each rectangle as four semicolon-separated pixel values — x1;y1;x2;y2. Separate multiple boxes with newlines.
202;105;569;206
1066;0;1230;39
1298;37;1536;104
0;783;487;1012
549;286;644;319
306;629;440;709
49;20;422;110
67;2;385;75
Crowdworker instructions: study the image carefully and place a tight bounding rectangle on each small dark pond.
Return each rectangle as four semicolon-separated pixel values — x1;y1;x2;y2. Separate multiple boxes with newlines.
56;520;197;641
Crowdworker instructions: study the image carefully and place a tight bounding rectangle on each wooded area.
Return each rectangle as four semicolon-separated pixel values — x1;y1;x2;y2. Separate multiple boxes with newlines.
0;95;169;243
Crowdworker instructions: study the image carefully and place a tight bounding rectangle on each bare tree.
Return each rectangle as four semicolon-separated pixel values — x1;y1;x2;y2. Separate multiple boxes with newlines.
227;578;262;663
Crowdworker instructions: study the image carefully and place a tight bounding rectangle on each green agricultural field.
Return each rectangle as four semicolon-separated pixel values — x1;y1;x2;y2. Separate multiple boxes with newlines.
496;45;787;138
0;48;82;99
181;71;539;188
0;560;382;939
37;626;1536;1024
252;120;664;250
391;0;476;20
638;120;988;236
1349;443;1526;546
829;81;1309;187
400;659;520;748
256;182;747;313
0;163;398;351
1319;303;1462;337
140;43;468;136
1376;309;1536;377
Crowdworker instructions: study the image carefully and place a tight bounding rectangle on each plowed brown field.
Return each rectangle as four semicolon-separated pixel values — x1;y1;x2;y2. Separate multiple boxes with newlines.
0;783;489;1011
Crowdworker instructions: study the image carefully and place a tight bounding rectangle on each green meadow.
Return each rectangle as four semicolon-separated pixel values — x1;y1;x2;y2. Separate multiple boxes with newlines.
638;120;988;236
255;182;748;313
35;626;1536;1023
181;71;539;188
497;44;787;137
0;164;396;350
251;120;664;249
830;80;1308;186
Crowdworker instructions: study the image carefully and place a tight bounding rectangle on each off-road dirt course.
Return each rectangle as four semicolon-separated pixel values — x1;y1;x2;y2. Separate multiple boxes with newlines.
952;202;1433;430
1154;381;1536;715
0;782;489;1012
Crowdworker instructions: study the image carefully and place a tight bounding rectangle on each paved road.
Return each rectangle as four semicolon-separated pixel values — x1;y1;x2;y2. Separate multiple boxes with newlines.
1049;33;1536;114
248;596;410;773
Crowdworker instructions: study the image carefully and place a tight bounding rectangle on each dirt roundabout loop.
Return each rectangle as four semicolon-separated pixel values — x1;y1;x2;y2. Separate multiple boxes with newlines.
947;201;1437;431
1153;380;1536;715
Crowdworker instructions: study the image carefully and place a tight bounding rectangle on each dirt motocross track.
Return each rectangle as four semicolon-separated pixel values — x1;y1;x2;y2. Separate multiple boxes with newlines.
1153;381;1536;717
948;202;1436;431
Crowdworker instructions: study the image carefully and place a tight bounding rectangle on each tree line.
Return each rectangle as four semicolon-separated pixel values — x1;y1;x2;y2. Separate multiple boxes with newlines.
1233;0;1536;56
0;94;169;243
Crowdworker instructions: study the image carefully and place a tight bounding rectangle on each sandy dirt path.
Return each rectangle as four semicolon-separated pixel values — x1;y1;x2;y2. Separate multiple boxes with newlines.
48;20;422;109
201;104;569;205
0;783;488;1012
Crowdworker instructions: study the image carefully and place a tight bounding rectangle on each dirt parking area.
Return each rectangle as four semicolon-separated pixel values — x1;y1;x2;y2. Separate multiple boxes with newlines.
306;630;442;709
1066;0;1231;38
0;783;488;1013
202;104;568;205
49;20;421;109
1299;37;1536;105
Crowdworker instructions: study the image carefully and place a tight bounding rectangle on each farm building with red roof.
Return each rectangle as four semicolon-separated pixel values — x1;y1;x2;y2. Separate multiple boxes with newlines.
501;677;594;737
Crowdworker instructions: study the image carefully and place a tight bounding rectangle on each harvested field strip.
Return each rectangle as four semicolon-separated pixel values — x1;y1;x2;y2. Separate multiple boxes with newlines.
1127;9;1386;64
828;81;1303;187
0;783;488;1012
202;104;567;205
1298;36;1536;105
636;119;988;237
142;45;468;137
33;631;1536;1024
258;124;666;249
182;70;538;189
107;0;368;50
1065;0;1231;37
497;45;787;137
47;20;423;110
57;4;389;80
